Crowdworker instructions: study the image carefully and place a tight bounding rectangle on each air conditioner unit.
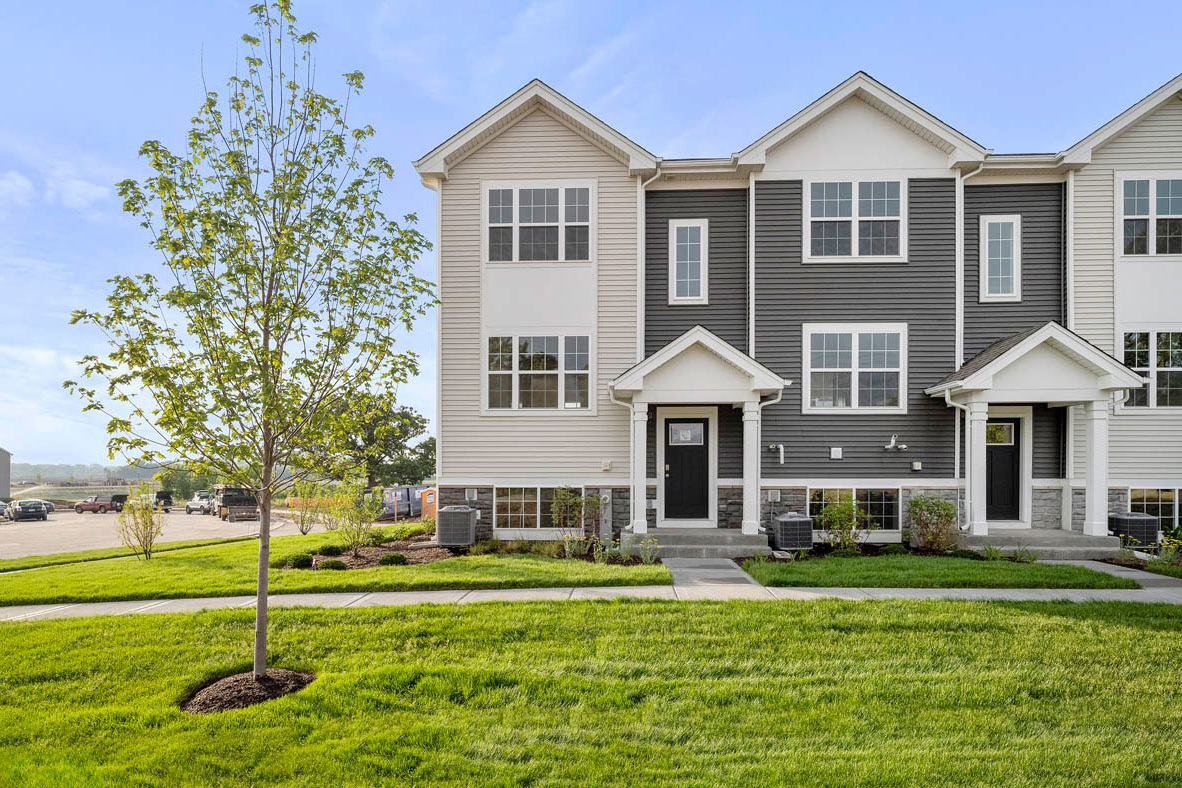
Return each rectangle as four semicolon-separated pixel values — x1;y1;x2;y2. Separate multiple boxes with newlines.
438;505;477;547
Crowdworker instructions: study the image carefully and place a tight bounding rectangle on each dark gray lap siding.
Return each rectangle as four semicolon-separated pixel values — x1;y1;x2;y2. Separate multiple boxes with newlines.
645;189;748;355
753;178;957;478
963;183;1065;359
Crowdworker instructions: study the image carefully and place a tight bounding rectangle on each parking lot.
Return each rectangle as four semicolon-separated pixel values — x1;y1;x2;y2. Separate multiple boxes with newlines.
0;508;302;560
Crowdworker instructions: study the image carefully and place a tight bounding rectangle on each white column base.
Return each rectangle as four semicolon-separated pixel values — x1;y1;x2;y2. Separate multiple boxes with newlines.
631;518;648;535
741;519;760;536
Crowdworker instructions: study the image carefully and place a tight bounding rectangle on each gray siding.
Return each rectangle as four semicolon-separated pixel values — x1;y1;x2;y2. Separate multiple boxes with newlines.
754;178;957;478
1033;404;1064;479
963;183;1064;359
645;189;748;355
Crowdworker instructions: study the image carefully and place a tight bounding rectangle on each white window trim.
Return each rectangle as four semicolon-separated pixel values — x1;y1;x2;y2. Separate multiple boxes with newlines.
1117;329;1182;412
667;218;709;305
481;332;596;417
801;322;909;415
978;214;1022;303
1114;171;1182;262
802;176;909;264
492;485;586;535
1126;485;1180;537
805;486;904;539
482;179;596;265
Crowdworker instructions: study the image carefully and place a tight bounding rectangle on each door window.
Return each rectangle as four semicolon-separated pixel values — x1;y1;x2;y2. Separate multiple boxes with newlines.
668;423;703;446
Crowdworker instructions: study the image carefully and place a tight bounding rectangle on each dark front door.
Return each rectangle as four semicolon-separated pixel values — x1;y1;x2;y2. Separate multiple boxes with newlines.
986;418;1020;521
664;418;709;519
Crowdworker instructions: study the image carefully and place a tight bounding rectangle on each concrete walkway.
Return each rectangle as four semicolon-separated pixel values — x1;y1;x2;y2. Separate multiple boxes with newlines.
4;561;1182;622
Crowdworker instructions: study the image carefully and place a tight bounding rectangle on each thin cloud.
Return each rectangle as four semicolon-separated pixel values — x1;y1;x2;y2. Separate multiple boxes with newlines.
0;170;34;213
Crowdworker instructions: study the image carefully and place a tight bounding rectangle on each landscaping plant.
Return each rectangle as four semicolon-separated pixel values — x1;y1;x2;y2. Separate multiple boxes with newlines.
289;481;322;536
335;483;384;558
815;497;875;551
64;2;432;679
114;482;164;560
908;494;958;552
637;537;662;565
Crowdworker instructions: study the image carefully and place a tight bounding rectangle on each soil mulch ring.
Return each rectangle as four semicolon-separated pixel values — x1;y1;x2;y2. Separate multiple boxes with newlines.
182;668;315;714
323;534;454;569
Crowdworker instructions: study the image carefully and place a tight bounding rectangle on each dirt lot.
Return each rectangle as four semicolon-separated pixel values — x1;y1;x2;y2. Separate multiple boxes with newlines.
0;508;307;560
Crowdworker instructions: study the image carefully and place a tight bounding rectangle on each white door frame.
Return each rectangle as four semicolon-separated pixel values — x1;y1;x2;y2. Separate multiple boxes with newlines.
655;406;718;528
985;405;1033;529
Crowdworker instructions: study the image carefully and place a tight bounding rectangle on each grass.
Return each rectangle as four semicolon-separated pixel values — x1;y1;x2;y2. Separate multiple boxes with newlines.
0;528;670;605
0;537;253;573
2;600;1182;786
1141;560;1182;580
743;554;1139;589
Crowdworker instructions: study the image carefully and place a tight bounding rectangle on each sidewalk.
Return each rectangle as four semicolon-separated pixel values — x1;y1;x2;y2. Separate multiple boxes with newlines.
3;560;1181;622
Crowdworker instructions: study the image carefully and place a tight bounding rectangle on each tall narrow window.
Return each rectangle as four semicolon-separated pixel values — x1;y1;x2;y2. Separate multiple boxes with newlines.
978;215;1021;302
564;336;590;409
806;179;905;260
668;219;708;304
487;336;514;409
488;189;513;261
1119;176;1182;257
1158;332;1182;407
1121;331;1182;408
1124;332;1151;407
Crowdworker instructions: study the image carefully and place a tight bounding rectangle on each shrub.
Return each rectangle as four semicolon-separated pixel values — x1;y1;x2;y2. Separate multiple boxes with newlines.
378;552;407;566
637;537;661;565
530;540;564;558
290;480;321;536
815;497;875;551
469;540;500;556
982;544;1004;561
551;487;603;539
830;546;862;558
950;548;984;560
1011;546;1037;564
318;544;343;557
419;517;436;536
317;558;347;570
287;552;314;569
368;529;390;546
503;539;533;554
268;553;291;569
336;482;384;557
908;495;957;552
879;543;908;556
562;535;591;558
116;482;164;560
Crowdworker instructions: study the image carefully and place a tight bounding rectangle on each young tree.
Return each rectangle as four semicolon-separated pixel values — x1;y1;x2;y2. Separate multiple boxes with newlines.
117;483;165;560
66;2;432;679
334;481;384;557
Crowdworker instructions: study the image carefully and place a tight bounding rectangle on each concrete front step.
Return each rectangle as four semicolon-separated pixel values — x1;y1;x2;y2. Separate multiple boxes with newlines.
623;528;772;560
658;544;773;559
958;530;1120;560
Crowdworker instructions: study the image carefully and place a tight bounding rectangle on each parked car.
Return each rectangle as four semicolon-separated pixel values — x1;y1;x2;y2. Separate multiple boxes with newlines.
8;499;48;522
19;498;55;513
73;495;120;514
185;491;215;515
155;490;174;513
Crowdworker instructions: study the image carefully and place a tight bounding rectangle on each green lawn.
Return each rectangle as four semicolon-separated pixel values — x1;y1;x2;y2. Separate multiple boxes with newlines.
0;536;252;573
2;600;1182;786
0;530;670;605
1143;560;1182;580
743;554;1138;589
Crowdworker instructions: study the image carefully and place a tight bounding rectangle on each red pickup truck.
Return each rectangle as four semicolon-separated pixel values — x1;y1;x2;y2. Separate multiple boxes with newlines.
73;495;127;514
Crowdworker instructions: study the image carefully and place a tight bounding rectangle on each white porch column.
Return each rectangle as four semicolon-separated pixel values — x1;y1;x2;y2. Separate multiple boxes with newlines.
741;401;761;535
630;402;649;534
1083;399;1110;537
967;401;989;536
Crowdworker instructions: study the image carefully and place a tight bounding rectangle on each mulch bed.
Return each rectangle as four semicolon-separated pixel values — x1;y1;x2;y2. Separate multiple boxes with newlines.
1103;557;1149;569
182;668;315;714
319;534;455;569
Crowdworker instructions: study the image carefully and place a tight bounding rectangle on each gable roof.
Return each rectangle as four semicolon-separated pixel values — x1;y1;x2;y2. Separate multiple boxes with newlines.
734;71;988;170
610;325;788;395
1060;72;1182;165
413;79;658;183
926;322;1144;394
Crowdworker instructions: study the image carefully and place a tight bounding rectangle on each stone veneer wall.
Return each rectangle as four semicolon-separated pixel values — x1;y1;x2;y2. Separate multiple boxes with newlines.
1071;487;1129;532
900;487;966;531
438;486;494;541
1031;487;1063;529
717;486;743;528
759;487;808;529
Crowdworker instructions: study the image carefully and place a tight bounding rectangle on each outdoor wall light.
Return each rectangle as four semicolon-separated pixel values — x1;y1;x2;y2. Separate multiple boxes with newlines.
883;434;908;451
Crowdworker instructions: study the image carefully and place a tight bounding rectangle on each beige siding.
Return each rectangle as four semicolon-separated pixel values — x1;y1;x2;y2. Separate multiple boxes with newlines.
1072;94;1182;481
437;109;636;483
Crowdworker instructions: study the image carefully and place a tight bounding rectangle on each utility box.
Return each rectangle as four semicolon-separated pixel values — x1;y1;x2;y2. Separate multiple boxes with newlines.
770;512;814;551
1108;512;1160;547
438;505;477;547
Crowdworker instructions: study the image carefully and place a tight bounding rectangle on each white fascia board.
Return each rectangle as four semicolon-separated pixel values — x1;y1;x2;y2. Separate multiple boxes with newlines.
1060;73;1182;164
960;325;1143;392
610;325;787;394
735;72;987;167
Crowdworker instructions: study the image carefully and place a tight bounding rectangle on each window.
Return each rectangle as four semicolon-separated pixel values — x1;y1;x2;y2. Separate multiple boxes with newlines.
485;182;591;263
1122;331;1182;408
494;486;583;529
985;423;1014;445
978;215;1021;302
486;334;591;411
802;324;907;413
805;179;905;260
1119;176;1182;257
668;423;704;446
808;488;900;531
668;219;709;304
1130;488;1178;538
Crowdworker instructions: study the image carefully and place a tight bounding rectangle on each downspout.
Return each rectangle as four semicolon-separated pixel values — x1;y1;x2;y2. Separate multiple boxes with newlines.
609;387;636;532
945;388;971;530
755;386;786;530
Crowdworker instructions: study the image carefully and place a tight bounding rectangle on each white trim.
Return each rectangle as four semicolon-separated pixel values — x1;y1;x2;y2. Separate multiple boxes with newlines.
954;169;965;367
977;214;1022;303
1115;329;1182;412
667;218;709;305
611;325;787;396
1113;171;1182;263
763;477;962;488
748;172;756;355
805;485;904;533
802;176;909;264
491;484;585;532
987;405;1033;527
655;406;718;528
801;322;909;415
636;175;645;362
434;181;443;479
1066;169;1075;330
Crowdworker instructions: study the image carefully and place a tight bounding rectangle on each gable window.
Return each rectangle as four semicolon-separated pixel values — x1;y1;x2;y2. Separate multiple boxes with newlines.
668;219;709;304
485;182;592;263
486;333;592;412
805;179;905;262
802;323;907;413
978;215;1022;302
1119;175;1182;257
1123;331;1182;408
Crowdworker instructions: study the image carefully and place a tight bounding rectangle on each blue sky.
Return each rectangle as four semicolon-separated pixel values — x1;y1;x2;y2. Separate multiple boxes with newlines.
1;0;1179;463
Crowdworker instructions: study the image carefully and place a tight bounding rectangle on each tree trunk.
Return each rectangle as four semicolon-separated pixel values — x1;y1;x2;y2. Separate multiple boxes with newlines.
253;487;272;679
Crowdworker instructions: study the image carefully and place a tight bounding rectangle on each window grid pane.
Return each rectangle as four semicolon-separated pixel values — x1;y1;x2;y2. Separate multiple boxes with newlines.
519;188;559;223
564;188;589;222
519;336;559;371
811;182;852;218
857;372;900;407
1130;488;1176;537
857;489;899;530
564;373;589;409
857;181;900;217
488;374;512;409
811;333;852;369
564;336;589;371
858;220;900;256
488;189;513;224
1124;219;1149;255
1156;179;1182;216
519;226;559;261
1156;218;1182;255
565;226;589;261
488;336;513;371
811;221;851;256
488;227;513;261
1157;332;1182;370
519;374;558;408
1124;180;1149;216
986;220;1016;294
858;332;900;369
809;488;854;526
810;372;851;408
674;224;703;298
